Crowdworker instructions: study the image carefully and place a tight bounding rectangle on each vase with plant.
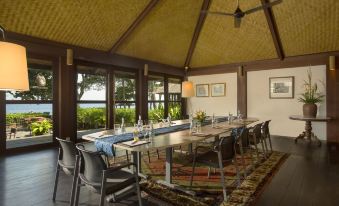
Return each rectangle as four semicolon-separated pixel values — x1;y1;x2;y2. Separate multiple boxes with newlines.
298;69;325;117
195;110;207;123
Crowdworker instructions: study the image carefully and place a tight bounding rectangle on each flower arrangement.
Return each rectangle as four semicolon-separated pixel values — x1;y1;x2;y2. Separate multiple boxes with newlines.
195;110;206;123
298;69;325;104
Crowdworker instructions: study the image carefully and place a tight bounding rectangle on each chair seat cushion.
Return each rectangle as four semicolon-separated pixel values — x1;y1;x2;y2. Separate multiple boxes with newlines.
196;151;232;168
81;169;137;195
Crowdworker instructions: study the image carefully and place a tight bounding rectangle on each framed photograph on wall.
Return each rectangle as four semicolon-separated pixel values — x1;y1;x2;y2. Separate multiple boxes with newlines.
269;76;294;99
211;83;226;97
196;84;209;97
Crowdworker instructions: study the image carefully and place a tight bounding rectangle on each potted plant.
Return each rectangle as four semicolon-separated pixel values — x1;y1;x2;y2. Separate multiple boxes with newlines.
298;69;325;117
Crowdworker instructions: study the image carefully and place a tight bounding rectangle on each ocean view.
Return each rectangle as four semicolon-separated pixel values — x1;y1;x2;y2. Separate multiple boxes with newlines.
6;104;106;114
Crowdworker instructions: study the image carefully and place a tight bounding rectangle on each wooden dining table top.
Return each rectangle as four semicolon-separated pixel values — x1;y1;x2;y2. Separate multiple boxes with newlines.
82;118;260;153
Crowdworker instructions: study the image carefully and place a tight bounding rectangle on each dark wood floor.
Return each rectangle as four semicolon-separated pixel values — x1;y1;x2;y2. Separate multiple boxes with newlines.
0;136;338;206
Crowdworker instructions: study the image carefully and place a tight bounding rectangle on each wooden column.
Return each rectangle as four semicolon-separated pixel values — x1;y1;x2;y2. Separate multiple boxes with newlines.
164;76;169;119
137;69;147;121
237;67;247;117
58;56;77;142
107;71;114;129
327;57;339;145
0;92;5;155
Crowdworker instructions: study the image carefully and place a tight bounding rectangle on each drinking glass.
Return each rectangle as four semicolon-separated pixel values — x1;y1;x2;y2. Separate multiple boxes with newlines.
133;127;139;142
114;124;121;134
197;122;202;133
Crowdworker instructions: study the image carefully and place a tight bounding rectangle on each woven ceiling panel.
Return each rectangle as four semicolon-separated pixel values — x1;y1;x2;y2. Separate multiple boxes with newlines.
0;0;149;50
190;0;277;68
116;0;203;67
272;0;339;57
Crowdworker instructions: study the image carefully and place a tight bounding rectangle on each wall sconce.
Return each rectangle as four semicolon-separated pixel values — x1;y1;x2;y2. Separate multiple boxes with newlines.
0;25;29;91
329;56;336;71
144;64;148;76
66;49;73;66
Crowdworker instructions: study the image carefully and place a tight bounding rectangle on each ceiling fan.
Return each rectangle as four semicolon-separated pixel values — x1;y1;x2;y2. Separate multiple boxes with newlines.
202;0;282;28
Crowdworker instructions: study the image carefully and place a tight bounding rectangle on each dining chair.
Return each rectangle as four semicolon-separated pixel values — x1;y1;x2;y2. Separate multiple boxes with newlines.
248;123;267;159
262;120;273;152
74;144;142;206
234;127;255;177
53;137;79;206
189;135;241;201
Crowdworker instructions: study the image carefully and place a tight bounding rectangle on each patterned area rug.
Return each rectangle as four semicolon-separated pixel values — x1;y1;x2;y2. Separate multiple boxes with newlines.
136;149;288;206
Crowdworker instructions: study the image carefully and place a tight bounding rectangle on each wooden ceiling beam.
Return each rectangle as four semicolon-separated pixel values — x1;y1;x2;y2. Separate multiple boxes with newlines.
109;0;159;54
261;0;285;60
184;0;211;68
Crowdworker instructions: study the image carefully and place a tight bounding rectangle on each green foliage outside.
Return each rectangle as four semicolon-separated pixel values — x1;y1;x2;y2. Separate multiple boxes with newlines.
115;108;136;126
31;120;52;136
6;112;51;125
77;107;106;130
169;103;181;120
148;103;181;122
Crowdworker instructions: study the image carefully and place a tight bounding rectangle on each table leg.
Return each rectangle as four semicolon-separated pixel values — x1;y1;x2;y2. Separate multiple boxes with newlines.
311;132;322;147
131;151;142;174
305;120;312;141
165;147;173;184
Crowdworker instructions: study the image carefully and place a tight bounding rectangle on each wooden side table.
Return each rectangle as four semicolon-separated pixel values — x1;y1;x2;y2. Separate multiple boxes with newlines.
289;115;332;147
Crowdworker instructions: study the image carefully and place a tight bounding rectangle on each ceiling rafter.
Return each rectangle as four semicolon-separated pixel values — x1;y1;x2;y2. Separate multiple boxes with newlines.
184;0;211;68
261;0;284;60
109;0;159;54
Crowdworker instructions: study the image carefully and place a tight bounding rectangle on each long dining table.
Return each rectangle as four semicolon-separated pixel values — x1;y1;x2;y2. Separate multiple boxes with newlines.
82;118;259;189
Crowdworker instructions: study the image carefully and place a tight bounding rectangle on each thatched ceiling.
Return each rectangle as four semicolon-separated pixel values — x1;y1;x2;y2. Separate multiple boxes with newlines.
0;0;338;68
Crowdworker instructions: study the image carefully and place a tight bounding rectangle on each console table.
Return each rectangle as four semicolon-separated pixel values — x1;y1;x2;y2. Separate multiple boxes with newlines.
289;115;332;147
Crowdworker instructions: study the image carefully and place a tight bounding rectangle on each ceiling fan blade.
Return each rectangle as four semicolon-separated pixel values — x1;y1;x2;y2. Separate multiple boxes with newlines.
234;17;241;28
201;10;234;16
244;0;282;15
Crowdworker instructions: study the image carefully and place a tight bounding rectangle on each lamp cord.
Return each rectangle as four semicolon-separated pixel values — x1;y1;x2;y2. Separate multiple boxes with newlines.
0;25;6;41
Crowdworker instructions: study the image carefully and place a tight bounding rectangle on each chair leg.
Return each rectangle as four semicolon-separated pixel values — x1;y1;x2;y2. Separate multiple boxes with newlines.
74;177;81;206
217;151;227;201
259;137;267;159
125;150;130;169
100;172;107;206
52;163;60;201
70;155;80;206
268;133;273;152
207;167;211;179
189;153;197;187
233;158;241;187
156;149;160;159
147;151;151;163
239;146;247;177
134;172;143;206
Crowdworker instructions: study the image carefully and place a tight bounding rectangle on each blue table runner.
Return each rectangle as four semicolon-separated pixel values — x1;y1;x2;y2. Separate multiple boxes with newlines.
95;117;233;156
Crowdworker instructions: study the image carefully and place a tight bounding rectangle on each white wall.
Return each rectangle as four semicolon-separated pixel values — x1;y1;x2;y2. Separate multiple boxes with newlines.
188;73;237;116
247;65;327;140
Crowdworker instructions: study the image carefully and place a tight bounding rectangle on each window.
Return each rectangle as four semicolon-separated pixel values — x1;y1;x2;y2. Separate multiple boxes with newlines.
5;59;54;149
76;65;107;138
114;71;136;126
148;75;165;121
168;78;182;120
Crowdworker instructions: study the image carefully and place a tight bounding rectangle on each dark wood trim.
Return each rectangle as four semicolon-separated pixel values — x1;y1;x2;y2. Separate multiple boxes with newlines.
327;57;339;143
0;92;5;155
237;69;247;118
164;76;169;118
5;100;53;104
6;32;184;77
109;0;159;54
184;0;211;67
188;51;339;76
261;0;284;60
107;71;114;129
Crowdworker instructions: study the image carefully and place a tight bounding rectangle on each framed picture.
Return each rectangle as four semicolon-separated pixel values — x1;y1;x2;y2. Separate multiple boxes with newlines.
269;76;294;99
211;83;226;97
196;84;209;97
